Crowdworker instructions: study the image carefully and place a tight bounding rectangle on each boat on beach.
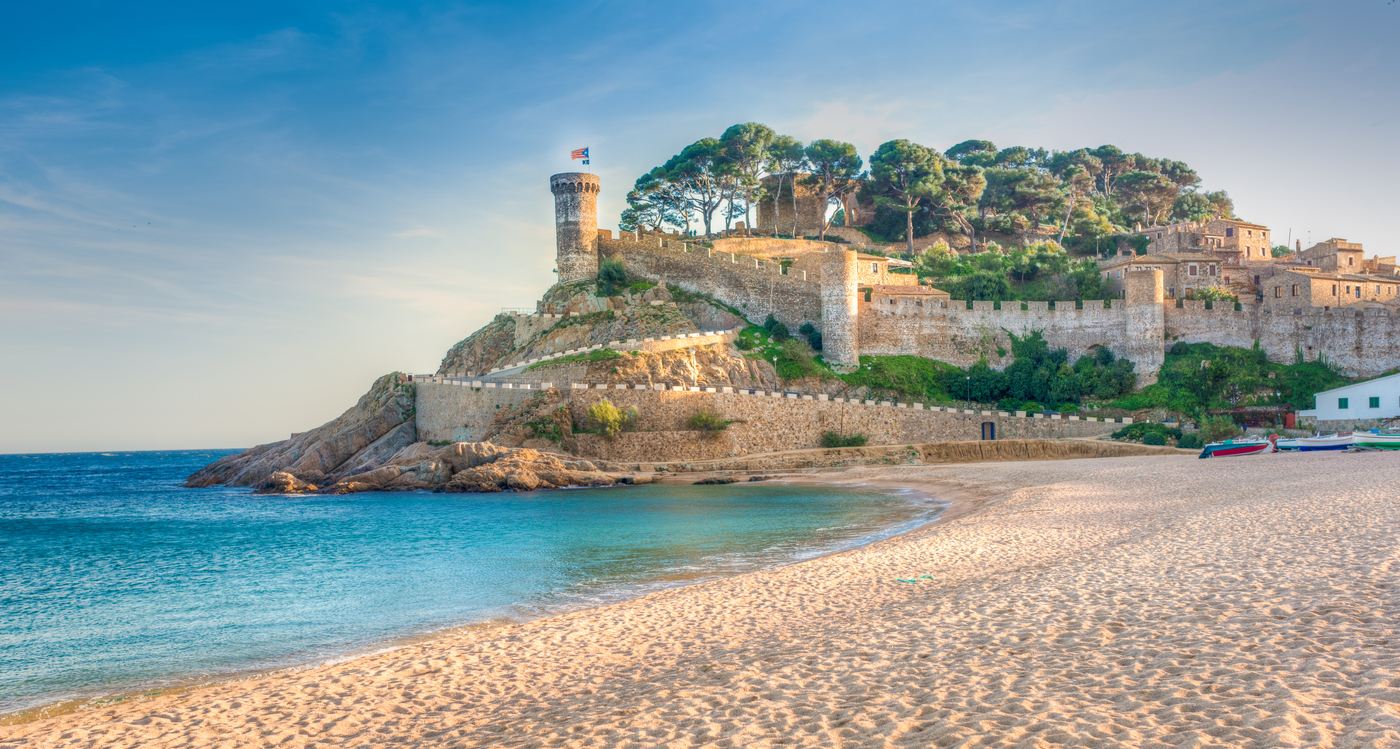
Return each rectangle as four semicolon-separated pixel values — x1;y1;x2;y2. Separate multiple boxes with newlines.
1353;431;1400;449
1198;436;1276;459
1297;433;1353;452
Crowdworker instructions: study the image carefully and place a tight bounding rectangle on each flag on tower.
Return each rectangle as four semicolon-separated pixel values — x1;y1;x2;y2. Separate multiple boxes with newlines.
571;147;589;165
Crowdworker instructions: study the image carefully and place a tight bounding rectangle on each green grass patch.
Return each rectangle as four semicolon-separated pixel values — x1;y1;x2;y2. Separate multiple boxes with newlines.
738;327;830;381
837;355;962;404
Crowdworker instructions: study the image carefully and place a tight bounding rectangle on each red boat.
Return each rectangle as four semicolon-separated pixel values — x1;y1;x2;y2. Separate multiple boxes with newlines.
1198;435;1277;459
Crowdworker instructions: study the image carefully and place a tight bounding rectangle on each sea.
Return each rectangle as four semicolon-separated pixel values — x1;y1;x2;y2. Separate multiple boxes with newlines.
0;450;942;715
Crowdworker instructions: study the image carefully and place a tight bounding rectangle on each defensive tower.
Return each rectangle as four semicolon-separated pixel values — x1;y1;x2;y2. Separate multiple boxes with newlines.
551;172;601;283
1123;268;1166;385
820;248;861;368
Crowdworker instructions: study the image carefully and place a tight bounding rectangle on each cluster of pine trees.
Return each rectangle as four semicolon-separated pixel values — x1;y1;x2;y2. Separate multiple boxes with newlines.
623;126;1236;257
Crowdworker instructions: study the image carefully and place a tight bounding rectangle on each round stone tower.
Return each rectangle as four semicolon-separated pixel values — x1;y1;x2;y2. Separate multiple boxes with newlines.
550;172;601;284
820;248;861;368
1123;267;1166;385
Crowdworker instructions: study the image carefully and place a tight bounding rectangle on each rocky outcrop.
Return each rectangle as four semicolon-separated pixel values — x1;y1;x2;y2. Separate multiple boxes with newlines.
321;441;622;495
436;281;746;376
185;373;418;488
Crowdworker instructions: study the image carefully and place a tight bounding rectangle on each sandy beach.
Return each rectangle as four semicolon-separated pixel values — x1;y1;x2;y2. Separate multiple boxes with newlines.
5;449;1400;748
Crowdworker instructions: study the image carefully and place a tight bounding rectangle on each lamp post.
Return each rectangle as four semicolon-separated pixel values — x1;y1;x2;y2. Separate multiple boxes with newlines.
967;375;971;408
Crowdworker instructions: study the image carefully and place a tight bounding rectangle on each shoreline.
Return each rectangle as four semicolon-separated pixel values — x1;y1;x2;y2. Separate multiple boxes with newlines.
7;450;1396;747
1;477;944;727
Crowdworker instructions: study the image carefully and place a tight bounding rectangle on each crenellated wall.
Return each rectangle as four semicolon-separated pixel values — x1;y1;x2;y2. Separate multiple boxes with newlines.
598;230;823;333
1164;301;1400;376
857;296;1132;369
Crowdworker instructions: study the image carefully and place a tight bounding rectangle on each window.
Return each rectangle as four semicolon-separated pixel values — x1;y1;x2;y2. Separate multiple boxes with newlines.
1370;397;1381;409
1339;397;1349;409
1226;228;1234;237
1247;230;1253;236
1377;286;1382;294
1349;257;1355;266
1254;275;1261;286
1209;265;1216;276
1292;284;1299;296
1274;287;1281;298
1333;284;1338;295
1357;286;1362;298
872;262;879;273
1189;264;1198;276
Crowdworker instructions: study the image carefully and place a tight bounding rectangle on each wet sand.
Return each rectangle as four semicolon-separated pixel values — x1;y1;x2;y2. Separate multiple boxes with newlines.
4;450;1400;748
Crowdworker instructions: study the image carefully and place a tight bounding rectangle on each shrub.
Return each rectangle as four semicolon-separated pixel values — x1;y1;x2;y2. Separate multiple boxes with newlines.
1177;433;1204;450
687;409;732;438
597;258;628;296
586;399;636;439
798;322;823;351
1142;432;1167;446
1199;415;1240;443
821;432;868;448
763;314;790;341
1111;423;1183;442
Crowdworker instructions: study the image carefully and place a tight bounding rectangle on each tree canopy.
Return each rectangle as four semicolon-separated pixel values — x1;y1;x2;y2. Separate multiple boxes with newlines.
626;129;1236;250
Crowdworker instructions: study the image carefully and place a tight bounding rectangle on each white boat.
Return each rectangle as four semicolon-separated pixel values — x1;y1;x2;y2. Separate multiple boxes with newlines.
1353;431;1400;450
1274;437;1301;451
1297;433;1353;452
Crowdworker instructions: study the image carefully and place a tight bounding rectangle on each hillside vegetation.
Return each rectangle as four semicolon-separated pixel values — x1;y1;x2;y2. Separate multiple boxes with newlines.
623;122;1235;257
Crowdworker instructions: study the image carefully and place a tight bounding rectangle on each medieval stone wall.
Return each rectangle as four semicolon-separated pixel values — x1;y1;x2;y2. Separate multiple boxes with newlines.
857;296;1134;369
598;231;823;333
565;387;1120;460
1164;302;1400;377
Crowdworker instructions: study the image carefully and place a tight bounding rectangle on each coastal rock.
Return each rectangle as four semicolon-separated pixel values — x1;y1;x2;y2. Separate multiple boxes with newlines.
184;373;417;489
255;471;318;494
315;442;617;495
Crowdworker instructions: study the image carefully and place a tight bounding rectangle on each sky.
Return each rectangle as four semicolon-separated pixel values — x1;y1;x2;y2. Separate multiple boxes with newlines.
1;0;1396;454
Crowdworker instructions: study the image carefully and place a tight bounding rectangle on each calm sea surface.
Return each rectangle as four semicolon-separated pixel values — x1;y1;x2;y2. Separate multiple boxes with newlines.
0;450;940;713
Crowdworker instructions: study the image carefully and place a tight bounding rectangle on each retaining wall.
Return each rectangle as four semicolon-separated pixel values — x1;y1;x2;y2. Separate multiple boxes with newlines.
599;232;822;334
1164;302;1400;377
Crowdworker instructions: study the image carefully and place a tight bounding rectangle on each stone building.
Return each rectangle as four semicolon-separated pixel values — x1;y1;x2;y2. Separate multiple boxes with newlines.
754;176;877;237
1293;238;1367;273
1137;219;1273;286
1098;252;1226;299
1261;269;1400;310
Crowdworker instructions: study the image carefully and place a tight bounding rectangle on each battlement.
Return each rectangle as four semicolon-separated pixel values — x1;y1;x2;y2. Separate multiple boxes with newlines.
864;294;1127;320
599;231;822;289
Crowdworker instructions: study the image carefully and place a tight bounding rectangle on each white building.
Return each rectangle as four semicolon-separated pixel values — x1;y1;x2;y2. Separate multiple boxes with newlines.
1298;372;1400;423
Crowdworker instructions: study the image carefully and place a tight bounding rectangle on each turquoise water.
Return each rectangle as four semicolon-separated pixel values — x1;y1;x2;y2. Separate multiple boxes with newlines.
0;450;939;713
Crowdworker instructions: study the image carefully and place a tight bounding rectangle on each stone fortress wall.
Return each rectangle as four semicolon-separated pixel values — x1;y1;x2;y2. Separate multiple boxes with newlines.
413;380;1131;459
596;228;823;335
1163;301;1400;376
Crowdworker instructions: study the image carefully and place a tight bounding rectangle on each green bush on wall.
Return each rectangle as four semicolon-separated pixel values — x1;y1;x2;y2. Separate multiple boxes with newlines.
821;432;868;448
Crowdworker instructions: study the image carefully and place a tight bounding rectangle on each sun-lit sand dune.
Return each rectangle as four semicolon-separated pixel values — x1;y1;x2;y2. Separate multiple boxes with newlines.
5;450;1400;748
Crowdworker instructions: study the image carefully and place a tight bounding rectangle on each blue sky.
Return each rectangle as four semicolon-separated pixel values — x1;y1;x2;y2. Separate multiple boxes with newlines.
2;0;1396;453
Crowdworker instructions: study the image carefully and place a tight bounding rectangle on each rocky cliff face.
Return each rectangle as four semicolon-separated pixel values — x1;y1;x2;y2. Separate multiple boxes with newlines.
185;373;418;489
436;282;745;376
